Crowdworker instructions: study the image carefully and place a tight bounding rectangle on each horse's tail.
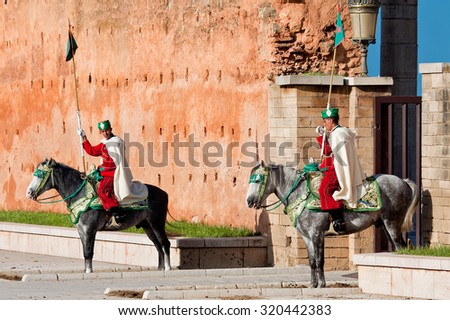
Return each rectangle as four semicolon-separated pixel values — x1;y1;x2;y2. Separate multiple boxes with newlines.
401;179;420;232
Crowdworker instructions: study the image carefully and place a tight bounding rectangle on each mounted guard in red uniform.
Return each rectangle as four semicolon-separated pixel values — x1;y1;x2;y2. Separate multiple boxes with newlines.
316;108;367;234
77;120;148;228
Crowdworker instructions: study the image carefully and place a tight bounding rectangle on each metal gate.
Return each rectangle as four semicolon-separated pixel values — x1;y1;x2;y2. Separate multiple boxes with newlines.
374;96;422;251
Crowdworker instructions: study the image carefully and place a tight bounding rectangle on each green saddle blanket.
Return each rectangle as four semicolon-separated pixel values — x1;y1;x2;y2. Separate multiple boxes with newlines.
68;177;148;225
285;171;382;227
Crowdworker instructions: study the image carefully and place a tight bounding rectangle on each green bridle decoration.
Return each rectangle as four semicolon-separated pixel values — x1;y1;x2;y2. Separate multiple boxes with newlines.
33;164;53;196
32;164;86;204
248;166;269;204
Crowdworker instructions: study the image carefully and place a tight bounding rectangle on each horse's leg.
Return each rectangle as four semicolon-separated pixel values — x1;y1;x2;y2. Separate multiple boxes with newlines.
300;235;319;288
298;211;328;288
314;234;326;288
302;234;326;288
149;222;171;270
146;187;171;271
142;225;167;270
158;236;171;271
378;175;418;251
76;224;97;273
382;218;407;250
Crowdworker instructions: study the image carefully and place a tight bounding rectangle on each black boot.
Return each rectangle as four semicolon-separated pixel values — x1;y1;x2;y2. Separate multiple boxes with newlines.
330;209;346;233
324;209;346;236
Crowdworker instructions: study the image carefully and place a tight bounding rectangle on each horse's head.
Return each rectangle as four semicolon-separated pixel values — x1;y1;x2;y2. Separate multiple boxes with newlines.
26;158;58;200
246;161;272;209
247;161;308;210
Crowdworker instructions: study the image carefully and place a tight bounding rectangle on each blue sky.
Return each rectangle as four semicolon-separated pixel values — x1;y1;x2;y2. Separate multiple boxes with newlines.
367;0;450;94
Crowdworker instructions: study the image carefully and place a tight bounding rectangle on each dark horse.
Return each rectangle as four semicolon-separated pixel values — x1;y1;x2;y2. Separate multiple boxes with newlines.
26;158;171;273
246;161;419;288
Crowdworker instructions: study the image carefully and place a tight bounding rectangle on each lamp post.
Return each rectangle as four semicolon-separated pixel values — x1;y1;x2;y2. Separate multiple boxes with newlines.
347;0;381;76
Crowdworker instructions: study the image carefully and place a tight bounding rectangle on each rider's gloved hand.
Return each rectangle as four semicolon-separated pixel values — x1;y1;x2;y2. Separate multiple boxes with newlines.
77;128;86;138
316;126;325;135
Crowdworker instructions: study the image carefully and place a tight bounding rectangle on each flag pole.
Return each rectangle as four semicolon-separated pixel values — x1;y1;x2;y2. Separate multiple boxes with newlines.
327;1;343;109
327;48;338;109
322;2;343;159
321;47;336;160
68;19;87;173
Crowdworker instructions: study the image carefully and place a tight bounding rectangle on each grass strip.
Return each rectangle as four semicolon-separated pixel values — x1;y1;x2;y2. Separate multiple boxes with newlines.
396;246;450;257
0;210;255;238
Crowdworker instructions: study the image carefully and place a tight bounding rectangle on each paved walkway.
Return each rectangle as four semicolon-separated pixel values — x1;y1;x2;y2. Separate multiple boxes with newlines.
0;250;405;300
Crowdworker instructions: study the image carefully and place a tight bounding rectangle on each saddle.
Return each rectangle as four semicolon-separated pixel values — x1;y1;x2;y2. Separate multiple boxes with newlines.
67;169;148;224
285;170;382;227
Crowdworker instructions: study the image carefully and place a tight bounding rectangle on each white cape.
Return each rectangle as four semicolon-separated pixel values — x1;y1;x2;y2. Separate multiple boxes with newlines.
103;136;148;204
329;127;367;208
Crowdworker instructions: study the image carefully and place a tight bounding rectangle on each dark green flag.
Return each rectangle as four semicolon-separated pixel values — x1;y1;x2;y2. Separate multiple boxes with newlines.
65;31;78;62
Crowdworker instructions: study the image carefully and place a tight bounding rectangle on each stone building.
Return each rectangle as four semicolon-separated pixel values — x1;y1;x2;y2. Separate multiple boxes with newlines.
420;63;450;247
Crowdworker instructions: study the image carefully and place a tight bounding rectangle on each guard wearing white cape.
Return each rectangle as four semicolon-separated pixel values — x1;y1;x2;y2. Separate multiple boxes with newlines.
328;124;367;208
78;120;148;210
104;136;148;204
317;108;368;235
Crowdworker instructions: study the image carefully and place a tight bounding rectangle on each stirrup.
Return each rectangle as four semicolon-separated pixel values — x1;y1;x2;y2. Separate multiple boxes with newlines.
325;222;339;237
105;216;120;230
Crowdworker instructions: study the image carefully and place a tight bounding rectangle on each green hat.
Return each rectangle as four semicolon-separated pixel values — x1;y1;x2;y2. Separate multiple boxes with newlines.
98;120;111;130
321;108;339;119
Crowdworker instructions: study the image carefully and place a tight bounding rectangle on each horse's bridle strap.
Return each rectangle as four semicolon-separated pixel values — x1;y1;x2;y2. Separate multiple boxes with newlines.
32;164;86;204
33;165;53;195
249;167;305;211
249;168;269;203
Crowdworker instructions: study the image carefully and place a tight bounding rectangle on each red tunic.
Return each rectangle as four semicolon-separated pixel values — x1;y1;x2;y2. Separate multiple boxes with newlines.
316;135;343;211
83;140;119;210
83;140;116;177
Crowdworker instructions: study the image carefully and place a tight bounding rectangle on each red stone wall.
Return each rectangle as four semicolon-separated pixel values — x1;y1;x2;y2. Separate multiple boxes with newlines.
0;0;360;230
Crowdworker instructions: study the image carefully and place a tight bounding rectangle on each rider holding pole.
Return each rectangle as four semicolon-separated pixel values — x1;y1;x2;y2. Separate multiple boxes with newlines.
78;121;119;212
77;120;148;228
316;107;367;233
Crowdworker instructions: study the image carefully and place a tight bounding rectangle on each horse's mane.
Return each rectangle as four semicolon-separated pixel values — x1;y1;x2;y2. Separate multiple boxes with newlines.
43;159;81;175
55;161;78;171
268;163;300;174
266;163;302;186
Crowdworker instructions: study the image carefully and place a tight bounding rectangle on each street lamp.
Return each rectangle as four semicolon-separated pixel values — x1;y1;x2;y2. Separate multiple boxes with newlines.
347;0;381;76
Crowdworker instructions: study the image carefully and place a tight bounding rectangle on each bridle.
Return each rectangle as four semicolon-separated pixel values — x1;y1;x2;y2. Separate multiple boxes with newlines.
32;164;55;200
32;164;85;204
249;166;304;211
248;166;269;205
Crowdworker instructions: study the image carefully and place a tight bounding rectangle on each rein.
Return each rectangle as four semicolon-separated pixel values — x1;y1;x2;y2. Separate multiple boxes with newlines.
249;167;304;211
36;180;86;204
33;165;86;204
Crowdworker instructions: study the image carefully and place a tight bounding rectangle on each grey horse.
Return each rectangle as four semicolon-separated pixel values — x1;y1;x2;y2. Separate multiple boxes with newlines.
246;161;419;288
26;158;171;273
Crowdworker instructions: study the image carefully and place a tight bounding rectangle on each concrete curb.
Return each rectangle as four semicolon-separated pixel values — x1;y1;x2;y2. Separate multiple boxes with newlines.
20;266;312;282
138;287;363;300
99;267;359;300
104;282;361;300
